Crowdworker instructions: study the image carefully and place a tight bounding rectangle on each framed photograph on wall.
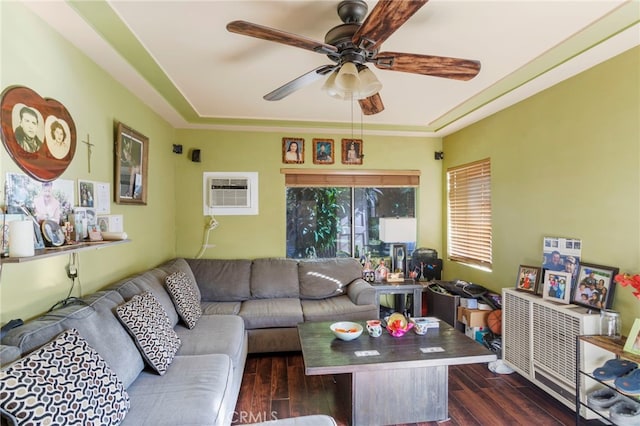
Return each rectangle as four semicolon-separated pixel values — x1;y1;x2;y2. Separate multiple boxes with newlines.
282;137;304;164
0;85;77;182
571;262;618;310
542;270;572;304
624;319;640;355
115;122;148;205
516;265;541;294
390;244;407;276
342;138;363;165
312;138;334;164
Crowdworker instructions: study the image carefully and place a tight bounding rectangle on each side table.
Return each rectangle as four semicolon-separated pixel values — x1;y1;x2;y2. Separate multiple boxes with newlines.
371;279;422;317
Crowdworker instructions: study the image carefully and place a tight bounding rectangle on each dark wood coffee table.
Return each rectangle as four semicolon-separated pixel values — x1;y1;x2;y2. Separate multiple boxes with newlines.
297;319;496;425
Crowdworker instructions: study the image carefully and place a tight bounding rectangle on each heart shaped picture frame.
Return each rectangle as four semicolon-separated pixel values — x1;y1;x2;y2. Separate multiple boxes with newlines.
1;85;76;182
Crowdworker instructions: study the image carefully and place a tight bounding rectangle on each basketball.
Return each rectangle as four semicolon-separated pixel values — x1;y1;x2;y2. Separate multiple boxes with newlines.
487;309;502;334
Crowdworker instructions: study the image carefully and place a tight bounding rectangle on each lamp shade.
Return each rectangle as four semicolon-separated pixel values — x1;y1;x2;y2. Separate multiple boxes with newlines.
335;62;360;91
379;218;417;243
357;66;382;98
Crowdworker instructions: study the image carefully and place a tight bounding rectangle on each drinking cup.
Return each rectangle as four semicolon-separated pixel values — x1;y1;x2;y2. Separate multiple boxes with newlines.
413;319;430;335
366;320;382;337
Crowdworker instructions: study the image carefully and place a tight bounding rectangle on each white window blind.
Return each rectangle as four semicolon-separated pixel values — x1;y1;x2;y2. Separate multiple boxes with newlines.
447;158;492;268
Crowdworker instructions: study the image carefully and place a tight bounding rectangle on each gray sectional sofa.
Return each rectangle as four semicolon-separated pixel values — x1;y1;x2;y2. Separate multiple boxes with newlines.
0;257;375;425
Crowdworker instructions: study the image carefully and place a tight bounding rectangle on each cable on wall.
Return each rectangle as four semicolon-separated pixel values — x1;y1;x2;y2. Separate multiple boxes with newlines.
195;215;219;259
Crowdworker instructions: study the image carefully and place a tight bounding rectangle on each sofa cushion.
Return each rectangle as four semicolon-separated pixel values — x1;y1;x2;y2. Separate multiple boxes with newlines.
298;258;363;299
121;354;234;426
201;301;242;315
0;329;129;425
175;315;246;369
187;259;252;301
158;257;201;301
239;298;304;329
250;258;299;298
165;271;202;329
301;295;378;322
0;345;21;367
1;290;144;388
116;292;181;376
111;268;180;327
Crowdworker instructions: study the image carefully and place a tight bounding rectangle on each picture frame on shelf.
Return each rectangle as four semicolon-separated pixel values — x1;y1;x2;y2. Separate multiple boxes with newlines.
115;122;148;205
571;262;618;310
341;138;363;165
390;244;407;277
624;319;640;355
312;138;334;164
282;137;304;164
516;265;541;294
542;270;572;304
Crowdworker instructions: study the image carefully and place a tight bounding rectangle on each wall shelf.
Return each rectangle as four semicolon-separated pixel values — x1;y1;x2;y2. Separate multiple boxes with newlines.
0;239;130;264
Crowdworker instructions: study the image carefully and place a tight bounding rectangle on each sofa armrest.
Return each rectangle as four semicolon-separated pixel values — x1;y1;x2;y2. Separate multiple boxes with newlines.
347;278;376;305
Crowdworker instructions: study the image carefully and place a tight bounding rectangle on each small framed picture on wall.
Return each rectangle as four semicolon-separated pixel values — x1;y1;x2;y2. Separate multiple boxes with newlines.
282;137;304;164
341;138;362;165
313;139;334;164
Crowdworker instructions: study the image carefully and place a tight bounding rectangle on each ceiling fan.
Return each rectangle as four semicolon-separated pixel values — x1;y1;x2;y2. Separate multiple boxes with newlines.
227;0;481;115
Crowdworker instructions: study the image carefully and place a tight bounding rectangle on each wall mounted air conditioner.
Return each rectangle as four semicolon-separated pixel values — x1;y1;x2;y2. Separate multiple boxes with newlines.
202;172;258;215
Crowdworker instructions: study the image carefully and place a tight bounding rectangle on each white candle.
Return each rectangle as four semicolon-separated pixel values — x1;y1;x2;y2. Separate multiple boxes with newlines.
9;220;35;257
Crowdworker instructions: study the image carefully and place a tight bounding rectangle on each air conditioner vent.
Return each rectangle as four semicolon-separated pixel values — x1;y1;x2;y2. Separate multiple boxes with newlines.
503;291;531;374
202;172;259;216
209;178;249;208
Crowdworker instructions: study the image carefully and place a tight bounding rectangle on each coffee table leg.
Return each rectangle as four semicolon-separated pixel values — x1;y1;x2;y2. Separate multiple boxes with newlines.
351;366;448;425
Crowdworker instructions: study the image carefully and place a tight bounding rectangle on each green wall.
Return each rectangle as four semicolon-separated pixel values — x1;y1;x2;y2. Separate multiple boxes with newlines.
173;130;443;259
2;2;638;336
442;47;640;333
0;2;177;322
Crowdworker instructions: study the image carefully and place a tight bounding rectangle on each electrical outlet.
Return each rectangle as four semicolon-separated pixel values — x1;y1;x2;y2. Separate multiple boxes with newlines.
67;264;78;279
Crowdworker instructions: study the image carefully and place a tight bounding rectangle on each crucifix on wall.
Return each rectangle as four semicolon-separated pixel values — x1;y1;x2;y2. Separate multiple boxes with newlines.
82;134;94;173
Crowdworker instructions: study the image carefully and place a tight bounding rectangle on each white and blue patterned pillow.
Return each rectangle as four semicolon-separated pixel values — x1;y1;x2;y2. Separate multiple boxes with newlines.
116;291;181;375
165;271;202;329
0;328;129;425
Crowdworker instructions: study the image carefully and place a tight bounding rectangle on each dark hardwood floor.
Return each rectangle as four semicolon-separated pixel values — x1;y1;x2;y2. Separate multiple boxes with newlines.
232;352;607;426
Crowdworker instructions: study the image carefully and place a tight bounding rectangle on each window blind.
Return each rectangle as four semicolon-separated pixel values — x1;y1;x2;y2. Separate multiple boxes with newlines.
281;169;419;187
447;158;492;268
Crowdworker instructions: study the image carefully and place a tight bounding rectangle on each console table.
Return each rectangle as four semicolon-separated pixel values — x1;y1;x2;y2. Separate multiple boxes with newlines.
371;279;422;316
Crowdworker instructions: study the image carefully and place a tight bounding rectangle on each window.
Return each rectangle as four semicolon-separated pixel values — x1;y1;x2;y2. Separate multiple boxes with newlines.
447;158;492;269
283;170;418;259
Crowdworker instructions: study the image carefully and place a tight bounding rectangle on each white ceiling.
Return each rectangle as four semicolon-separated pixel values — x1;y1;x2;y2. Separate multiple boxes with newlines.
26;0;640;136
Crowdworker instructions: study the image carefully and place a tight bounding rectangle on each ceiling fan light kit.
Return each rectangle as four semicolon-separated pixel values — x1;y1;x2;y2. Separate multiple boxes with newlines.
322;63;382;101
227;0;480;115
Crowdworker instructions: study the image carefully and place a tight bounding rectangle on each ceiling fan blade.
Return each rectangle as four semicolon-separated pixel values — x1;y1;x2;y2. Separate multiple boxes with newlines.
227;20;337;55
352;0;428;51
264;65;337;101
374;52;481;81
359;93;384;115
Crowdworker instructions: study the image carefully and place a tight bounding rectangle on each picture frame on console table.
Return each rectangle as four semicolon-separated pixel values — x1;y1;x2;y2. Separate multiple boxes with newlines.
114;122;148;205
516;265;541;294
542;270;572;304
571;262;618;310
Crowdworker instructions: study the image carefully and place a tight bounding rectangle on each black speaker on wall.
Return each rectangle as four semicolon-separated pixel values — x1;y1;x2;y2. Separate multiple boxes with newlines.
191;149;201;162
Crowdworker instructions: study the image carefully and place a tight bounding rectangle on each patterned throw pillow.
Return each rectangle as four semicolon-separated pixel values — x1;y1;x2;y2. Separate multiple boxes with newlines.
116;291;181;375
0;328;129;425
165;271;202;329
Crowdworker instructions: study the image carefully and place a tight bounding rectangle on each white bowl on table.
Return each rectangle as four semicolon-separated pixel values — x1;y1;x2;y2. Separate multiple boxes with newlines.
330;321;363;341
